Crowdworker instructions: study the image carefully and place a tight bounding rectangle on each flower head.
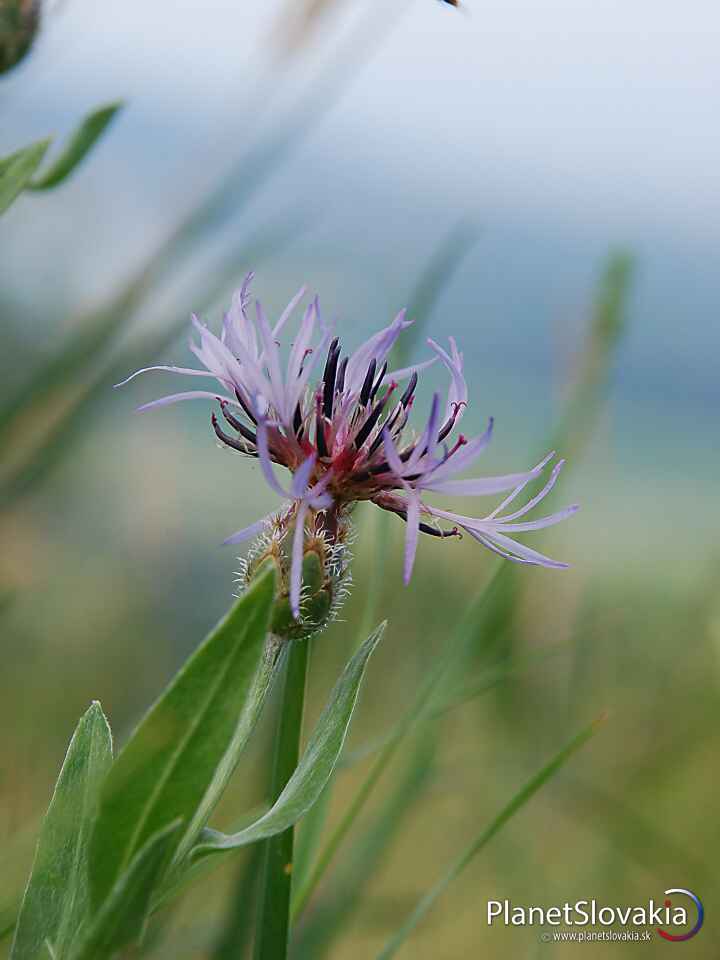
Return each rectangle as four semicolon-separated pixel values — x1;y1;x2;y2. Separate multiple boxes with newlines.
118;273;577;629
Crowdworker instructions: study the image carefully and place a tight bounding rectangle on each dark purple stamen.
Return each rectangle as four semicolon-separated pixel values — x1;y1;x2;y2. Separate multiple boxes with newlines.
293;403;304;438
354;387;393;449
380;501;461;538
234;388;257;425
322;338;340;418
437;401;467;443
366;404;402;457
351;442;415;481
369;361;387;402
419;522;461;538
335;356;347;394
400;371;418;408
220;401;257;446
316;408;329;457
359;358;377;407
298;347;313;377
212;413;256;456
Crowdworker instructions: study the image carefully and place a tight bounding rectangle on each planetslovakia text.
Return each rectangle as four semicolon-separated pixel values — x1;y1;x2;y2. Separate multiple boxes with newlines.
487;900;688;927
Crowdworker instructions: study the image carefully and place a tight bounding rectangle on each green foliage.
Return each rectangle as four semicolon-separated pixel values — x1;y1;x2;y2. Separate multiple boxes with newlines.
10;704;112;960
193;622;385;860
70;822;181;960
0;139;49;215
551;251;635;458
27;103;123;191
0;103;122;217
88;567;277;909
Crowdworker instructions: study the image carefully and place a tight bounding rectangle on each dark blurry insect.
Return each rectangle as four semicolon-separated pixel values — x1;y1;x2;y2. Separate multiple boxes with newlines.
439;0;460;6
0;0;40;73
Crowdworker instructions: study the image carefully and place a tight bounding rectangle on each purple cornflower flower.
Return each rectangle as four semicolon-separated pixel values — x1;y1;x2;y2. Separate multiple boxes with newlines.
118;273;577;621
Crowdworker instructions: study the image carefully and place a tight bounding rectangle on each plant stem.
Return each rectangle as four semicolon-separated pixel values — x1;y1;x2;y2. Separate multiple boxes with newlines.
253;639;309;960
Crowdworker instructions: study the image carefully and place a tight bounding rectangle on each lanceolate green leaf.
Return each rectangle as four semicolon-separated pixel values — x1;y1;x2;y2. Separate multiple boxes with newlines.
376;717;605;959
71;821;181;960
28;102;123;190
10;703;112;960
88;567;277;909
192;622;385;860
0;139;50;215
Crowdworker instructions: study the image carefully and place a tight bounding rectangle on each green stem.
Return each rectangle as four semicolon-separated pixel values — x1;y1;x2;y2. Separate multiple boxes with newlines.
253;639;310;960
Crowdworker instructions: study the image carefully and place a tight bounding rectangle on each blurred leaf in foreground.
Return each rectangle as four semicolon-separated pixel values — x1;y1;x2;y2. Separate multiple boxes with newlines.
0;102;122;217
552;251;634;459
0;139;49;215
10;703;112;960
28;102;123;190
467;251;635;677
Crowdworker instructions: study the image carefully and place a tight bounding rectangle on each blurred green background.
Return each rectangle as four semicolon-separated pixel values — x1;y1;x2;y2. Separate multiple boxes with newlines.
1;0;718;956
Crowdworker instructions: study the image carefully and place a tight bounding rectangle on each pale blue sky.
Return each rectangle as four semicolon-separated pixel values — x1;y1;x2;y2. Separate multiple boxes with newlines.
3;0;719;241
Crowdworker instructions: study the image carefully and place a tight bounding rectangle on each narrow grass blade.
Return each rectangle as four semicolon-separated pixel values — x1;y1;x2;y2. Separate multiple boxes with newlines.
480;251;635;706
10;704;112;960
341;642;568;770
295;735;437;960
0;139;50;215
192;623;385;860
88;567;277;910
253;638;310;960
551;251;634;459
376;716;605;959
71;821;181;960
28;102;123;190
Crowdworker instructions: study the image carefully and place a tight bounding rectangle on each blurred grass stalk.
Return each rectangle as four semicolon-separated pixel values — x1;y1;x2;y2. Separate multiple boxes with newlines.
467;251;635;674
293;734;437;959
376;716;605;959
0;213;308;506
0;3;407;510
